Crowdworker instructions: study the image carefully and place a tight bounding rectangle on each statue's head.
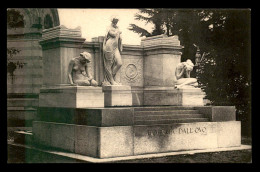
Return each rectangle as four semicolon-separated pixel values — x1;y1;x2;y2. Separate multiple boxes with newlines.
111;15;119;24
79;52;91;63
184;59;194;71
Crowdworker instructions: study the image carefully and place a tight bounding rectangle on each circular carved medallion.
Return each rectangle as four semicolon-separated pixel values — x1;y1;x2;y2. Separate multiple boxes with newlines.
125;64;138;79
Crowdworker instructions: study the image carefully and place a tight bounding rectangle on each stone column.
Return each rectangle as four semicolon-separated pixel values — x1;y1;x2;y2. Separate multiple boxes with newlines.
38;25;104;108
142;34;204;106
142;35;181;106
142;34;182;87
39;25;85;86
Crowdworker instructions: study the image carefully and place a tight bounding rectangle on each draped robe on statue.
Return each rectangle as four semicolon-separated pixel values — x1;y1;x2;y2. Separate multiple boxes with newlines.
102;25;123;86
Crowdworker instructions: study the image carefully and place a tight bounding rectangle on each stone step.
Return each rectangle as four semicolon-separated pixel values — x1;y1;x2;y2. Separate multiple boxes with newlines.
8;127;32;133
135;110;200;116
134;118;210;125
135;114;205;121
7;108;37;127
7;98;39;107
134;106;196;111
13;131;33;145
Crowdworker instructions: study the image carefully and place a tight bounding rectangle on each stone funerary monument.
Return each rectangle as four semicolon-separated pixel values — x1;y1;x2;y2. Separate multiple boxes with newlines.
13;17;241;160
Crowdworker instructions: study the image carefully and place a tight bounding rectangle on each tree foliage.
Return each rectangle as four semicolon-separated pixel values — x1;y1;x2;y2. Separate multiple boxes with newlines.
7;8;24;29
7;9;25;78
129;9;251;135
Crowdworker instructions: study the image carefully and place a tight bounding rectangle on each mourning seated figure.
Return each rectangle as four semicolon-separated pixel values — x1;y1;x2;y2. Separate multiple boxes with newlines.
68;52;98;86
175;59;198;89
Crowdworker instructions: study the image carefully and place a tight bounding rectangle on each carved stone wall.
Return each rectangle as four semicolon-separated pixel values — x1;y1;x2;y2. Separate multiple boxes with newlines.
121;46;143;87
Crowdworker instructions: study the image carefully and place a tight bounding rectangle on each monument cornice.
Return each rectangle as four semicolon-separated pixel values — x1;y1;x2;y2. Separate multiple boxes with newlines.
143;46;183;56
123;44;143;51
39;37;86;50
82;42;101;49
143;44;183;51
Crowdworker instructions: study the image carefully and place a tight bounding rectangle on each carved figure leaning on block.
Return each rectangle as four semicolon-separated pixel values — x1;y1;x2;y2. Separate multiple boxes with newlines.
175;59;198;89
68;52;98;86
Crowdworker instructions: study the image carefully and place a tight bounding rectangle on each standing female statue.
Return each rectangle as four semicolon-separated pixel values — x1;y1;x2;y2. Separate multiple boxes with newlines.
102;16;123;86
68;52;98;86
175;59;198;89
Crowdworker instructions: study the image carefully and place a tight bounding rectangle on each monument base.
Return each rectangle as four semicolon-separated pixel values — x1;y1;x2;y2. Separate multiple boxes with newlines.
144;87;205;106
30;105;239;159
102;85;132;107
39;85;104;108
32;120;241;158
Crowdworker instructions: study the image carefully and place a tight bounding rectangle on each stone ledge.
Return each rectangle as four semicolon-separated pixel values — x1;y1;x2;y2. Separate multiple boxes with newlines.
195;106;236;122
40;85;103;93
102;85;131;91
36;107;134;127
103;85;132;107
143;87;204;106
7;142;251;163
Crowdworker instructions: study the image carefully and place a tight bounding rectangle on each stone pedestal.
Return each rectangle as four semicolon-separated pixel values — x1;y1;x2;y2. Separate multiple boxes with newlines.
142;35;183;87
176;88;205;106
39;25;86;86
39;85;104;108
102;85;132;107
141;35;188;106
38;26;105;108
144;87;205;106
33;120;241;158
31;105;240;159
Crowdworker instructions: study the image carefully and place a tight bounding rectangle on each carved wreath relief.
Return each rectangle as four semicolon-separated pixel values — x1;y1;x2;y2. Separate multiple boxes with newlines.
125;64;138;80
121;58;143;85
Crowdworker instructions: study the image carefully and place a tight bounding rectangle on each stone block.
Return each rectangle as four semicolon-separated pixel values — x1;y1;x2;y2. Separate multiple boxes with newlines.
75;125;134;158
99;126;134;158
33;121;134;158
133;121;241;155
180;88;205;106
75;125;99;157
50;122;76;152
144;87;204;106
143;54;181;87
33;121;52;146
39;26;86;86
141;35;180;47
39;86;104;108
36;107;134;127
134;122;218;155
142;35;183;88
102;85;132;106
87;108;134;127
217;121;241;148
131;89;144;106
195;106;236;122
33;120;241;158
33;121;76;152
144;87;180;106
